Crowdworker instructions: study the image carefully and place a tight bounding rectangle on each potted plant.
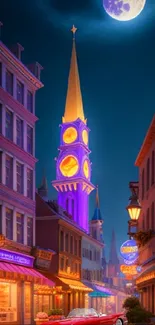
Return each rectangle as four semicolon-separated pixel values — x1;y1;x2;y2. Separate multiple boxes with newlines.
35;312;49;325
48;309;64;320
123;296;153;324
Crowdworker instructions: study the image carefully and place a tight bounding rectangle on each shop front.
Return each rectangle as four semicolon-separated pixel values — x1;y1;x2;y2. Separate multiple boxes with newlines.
136;265;155;314
0;248;55;325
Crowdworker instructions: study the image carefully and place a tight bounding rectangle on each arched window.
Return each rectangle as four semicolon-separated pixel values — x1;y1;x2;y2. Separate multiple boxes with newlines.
151;151;155;185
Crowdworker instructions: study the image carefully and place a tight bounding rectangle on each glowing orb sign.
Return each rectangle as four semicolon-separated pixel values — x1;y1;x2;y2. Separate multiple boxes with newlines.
120;239;138;262
103;0;146;22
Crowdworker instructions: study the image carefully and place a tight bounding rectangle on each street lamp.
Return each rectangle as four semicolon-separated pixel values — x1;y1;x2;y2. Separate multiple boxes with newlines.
126;194;142;221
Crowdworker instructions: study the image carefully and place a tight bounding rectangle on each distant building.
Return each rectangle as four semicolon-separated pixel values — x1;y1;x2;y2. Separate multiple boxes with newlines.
134;115;155;314
108;230;120;278
0;30;55;324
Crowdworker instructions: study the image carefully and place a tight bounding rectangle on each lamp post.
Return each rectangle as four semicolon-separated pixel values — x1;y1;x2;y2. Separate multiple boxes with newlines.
126;193;141;237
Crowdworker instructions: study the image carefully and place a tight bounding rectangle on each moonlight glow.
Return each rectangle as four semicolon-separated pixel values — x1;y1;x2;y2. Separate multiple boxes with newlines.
103;0;146;21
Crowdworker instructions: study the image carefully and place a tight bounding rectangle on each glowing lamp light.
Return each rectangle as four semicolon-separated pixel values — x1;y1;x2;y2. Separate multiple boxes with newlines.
126;194;141;221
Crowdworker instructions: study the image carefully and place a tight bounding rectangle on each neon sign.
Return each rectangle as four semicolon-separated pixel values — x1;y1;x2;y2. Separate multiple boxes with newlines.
0;249;34;267
120;265;138;275
120;239;138;263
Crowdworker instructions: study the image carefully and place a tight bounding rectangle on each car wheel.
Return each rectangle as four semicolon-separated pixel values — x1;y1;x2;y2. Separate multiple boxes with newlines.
116;319;122;325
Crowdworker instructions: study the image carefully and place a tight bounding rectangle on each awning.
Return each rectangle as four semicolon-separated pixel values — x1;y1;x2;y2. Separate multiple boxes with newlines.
83;281;115;297
58;277;93;292
0;262;55;287
136;265;155;285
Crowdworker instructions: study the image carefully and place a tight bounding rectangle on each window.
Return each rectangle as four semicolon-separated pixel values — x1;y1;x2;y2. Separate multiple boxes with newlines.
146;208;150;230
27;217;33;246
79;240;81;257
16;162;23;194
5;208;13;240
0;62;2;86
74;239;77;255
151;151;155;186
5;155;13;188
65;234;69;252
70;236;73;254
16;117;23;148
16;213;24;244
16;79;24;104
0;103;2;134
60;257;64;270
151;202;154;230
27;125;33;154
142;168;145;200
146;158;150;191
5;109;13;141
60;231;64;251
6;69;13;95
27;168;33;199
27;90;33;113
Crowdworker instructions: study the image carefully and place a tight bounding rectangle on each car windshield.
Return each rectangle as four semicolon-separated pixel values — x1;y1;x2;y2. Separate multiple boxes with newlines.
67;308;98;318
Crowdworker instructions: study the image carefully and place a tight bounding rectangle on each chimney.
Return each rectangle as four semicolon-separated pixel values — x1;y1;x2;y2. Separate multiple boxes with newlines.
27;62;43;80
10;43;24;60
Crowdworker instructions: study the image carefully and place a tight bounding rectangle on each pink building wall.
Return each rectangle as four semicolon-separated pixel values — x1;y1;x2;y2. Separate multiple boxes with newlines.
0;41;43;247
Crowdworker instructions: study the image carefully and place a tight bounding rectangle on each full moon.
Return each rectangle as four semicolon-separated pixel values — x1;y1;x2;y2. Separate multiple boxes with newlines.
103;0;146;21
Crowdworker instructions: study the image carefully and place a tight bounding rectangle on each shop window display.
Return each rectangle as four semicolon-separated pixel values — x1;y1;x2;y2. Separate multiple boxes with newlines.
0;281;17;322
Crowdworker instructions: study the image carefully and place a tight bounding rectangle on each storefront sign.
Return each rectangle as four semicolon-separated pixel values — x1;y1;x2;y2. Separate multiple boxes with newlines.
120;264;138;275
0;249;34;267
120;239;138;263
32;248;53;261
35;257;51;270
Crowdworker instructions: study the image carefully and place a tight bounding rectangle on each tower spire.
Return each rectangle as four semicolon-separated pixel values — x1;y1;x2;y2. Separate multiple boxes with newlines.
92;186;103;221
62;25;86;124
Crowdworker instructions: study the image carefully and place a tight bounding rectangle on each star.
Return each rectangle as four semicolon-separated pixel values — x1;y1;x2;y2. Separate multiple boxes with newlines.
71;25;77;35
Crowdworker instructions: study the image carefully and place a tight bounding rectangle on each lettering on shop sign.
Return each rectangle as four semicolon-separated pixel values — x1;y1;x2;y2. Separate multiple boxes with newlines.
0;249;34;267
35;258;51;270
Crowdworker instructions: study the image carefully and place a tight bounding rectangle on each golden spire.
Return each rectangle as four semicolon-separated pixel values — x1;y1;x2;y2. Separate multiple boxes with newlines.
62;25;86;124
96;185;99;208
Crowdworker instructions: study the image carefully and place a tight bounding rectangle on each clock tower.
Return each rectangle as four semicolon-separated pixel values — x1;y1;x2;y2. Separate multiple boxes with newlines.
52;26;94;232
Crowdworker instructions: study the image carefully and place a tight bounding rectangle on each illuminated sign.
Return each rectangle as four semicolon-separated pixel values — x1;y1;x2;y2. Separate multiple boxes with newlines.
124;258;138;265
0;249;34;267
120;240;138;262
120;265;138;275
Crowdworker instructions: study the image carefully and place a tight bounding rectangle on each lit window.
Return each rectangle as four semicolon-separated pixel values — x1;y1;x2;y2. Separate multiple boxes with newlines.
27;90;33;113
16;117;23;148
27;168;33;199
27;217;33;246
16;212;24;244
16;79;24;105
6;69;13;95
5;155;13;188
6;208;13;240
27;125;33;154
5;109;13;141
16;161;23;194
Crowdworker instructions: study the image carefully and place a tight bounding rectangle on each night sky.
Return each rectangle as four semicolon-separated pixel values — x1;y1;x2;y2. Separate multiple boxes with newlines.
1;0;155;258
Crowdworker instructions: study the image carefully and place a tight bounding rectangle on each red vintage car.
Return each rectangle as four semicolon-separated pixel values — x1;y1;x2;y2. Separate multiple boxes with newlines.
41;308;127;325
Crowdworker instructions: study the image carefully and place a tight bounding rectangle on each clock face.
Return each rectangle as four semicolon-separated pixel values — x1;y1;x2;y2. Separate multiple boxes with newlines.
60;155;79;177
83;160;89;179
82;129;88;145
63;127;77;144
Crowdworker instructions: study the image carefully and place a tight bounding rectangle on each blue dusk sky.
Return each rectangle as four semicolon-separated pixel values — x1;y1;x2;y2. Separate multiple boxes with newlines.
0;0;155;259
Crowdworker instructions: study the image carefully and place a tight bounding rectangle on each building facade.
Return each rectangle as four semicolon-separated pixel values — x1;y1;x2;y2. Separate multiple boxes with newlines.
134;115;155;314
36;193;92;316
0;36;55;324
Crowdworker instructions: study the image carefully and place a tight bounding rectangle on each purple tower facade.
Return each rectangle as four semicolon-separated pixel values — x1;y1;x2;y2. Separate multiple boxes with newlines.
52;27;94;232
